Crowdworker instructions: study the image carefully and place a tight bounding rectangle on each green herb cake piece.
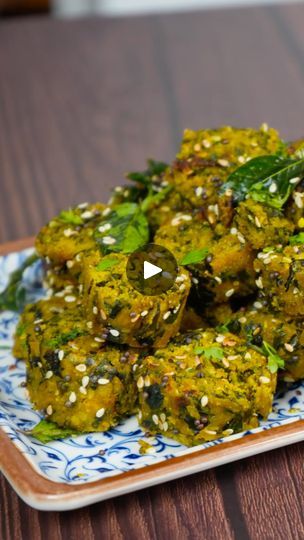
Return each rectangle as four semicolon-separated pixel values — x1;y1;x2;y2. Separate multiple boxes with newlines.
254;242;304;319
136;329;276;446
155;213;256;304
16;297;139;433
35;202;105;271
234;199;295;250
227;305;304;382
81;252;191;348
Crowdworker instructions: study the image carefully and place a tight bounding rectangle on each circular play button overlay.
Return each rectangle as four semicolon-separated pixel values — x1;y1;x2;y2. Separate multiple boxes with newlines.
126;244;178;296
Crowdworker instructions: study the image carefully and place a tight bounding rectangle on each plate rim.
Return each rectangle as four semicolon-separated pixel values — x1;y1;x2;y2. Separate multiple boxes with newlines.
1;236;304;511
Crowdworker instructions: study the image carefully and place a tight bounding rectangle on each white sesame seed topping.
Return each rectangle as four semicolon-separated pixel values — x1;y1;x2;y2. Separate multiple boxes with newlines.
163;310;171;320
45;371;53;379
98;223;111;233
66;260;75;269
46;405;53;416
137;376;144;389
222;358;230;368
225;288;235;298
218;159;230;167
94;337;103;343
214;276;222;284
63;228;77;237
255;216;261;228
86;321;93;329
96;408;105;418
140;310;148;317
102;236;116;245
82;376;89;388
77;202;88;209
253;301;263;309
230;227;238;235
98;378;110;385
195;186;204;197
255;277;264;289
79;386;87;395
245;352;252;360
64;295;76;303
179;283;186;292
76;364;87;372
205;430;217;435
261;122;269;132
216;335;225;343
152;414;159;425
289;177;300;184
284;343;294;352
223;428;234;436
238;317;247;324
269;182;277;193
109;328;120;337
201;395;209;407
69;392;77;403
162;421;169;432
102;207;111;216
93;306;98;315
259;376;270;384
81;210;94;219
202;139;211;148
144;375;151;387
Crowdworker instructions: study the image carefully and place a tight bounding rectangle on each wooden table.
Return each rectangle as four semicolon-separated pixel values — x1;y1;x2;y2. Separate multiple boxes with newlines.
1;4;304;539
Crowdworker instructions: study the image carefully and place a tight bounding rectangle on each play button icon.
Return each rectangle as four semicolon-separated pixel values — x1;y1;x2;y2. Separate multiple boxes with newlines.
144;261;162;280
126;244;178;295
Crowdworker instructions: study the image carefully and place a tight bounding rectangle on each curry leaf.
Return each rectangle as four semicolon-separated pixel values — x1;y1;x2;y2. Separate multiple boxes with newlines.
126;159;168;187
26;420;78;443
179;248;209;266
0;253;39;312
94;202;149;255
221;154;304;208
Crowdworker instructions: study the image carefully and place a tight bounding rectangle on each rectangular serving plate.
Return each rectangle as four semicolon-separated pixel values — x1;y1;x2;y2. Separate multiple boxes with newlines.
1;237;304;512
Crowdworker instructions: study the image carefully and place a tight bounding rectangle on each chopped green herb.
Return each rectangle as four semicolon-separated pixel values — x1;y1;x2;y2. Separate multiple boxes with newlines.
290;233;304;245
96;257;120;272
0;253;39;312
179;248;209;266
263;341;285;373
59;210;83;225
46;329;86;348
194;346;224;360
27;420;78;443
126;159;168;187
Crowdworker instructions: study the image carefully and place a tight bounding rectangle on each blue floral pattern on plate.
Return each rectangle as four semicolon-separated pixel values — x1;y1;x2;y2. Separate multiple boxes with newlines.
1;248;304;485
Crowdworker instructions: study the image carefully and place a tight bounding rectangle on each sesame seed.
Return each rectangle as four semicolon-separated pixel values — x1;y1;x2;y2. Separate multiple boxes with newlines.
130;314;140;323
284;343;294;352
46;405;53;416
65;295;76;303
195;186;204;197
79;386;87;395
102;236;116;245
93;306;98;315
222;358;230;368
223;428;234;436
163;311;171;320
94;337;103;343
78;202;88;209
216;334;225;343
45;371;53;379
202;139;211;148
269;182;277;193
253;301;263;309
98;223;111;233
98;378;110;385
160;413;166;422
245;352;252;360
66;260;75;269
81;210;94;219
261;122;269;132
86;321;93;329
259;376;270;384
69;392;77;403
109;328;120;337
140;310;148;317
238;317;247;324
96;408;105;418
230;227;238;235
138;411;142;420
205;430;217;435
63;228;77;237
201;395;209;407
162;421;169;432
289;177;300;184
238;156;245;164
179;283;186;292
100;309;107;321
82;376;89;388
255;216;261;228
152;414;159;425
214;276;222;284
192;277;199;285
76;364;87;372
218;159;230;167
144;376;151;387
225;288;235;298
102;207;111;216
137;376;144;389
255;277;264;289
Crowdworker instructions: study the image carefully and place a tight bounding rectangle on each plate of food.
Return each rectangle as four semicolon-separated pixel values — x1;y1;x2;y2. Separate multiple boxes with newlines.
0;124;304;511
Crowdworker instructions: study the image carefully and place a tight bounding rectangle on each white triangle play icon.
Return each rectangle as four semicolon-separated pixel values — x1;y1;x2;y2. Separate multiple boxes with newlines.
144;260;162;280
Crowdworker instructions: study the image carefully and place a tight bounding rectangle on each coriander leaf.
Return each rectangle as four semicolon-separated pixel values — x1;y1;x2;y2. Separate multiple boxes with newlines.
140;185;172;213
179;248;209;266
126;159;168;187
221;154;304;208
263;341;285;373
94;202;149;255
194;346;224;360
59;209;83;225
0;253;39;312
26;420;78;443
96;257;120;272
290;233;304;245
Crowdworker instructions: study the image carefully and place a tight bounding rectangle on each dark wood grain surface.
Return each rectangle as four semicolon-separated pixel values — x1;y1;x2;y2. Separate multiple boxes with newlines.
1;4;304;539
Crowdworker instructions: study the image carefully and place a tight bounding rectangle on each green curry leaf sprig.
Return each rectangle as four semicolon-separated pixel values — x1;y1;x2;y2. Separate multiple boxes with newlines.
179;248;209;266
221;154;304;208
26;420;78;443
0;252;39;312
